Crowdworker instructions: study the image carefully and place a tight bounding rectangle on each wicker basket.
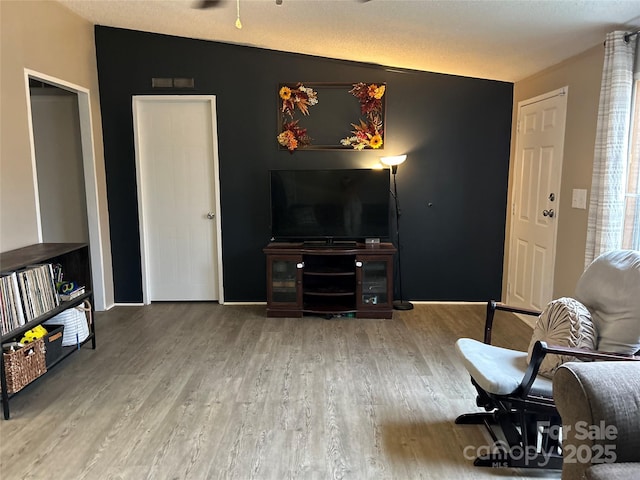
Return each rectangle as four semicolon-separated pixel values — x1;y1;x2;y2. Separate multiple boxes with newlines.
2;338;47;394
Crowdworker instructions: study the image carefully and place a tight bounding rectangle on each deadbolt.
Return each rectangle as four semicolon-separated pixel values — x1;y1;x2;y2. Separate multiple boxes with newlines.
548;193;555;201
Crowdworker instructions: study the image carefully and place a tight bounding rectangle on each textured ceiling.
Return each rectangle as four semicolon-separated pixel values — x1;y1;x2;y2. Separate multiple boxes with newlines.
56;0;640;82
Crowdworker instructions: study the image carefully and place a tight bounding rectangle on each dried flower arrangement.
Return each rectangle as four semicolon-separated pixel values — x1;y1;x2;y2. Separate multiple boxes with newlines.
277;83;318;152
340;83;386;150
277;120;311;152
279;83;318;118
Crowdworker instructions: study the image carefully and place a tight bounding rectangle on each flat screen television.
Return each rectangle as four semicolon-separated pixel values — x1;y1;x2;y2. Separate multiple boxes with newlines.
269;168;391;243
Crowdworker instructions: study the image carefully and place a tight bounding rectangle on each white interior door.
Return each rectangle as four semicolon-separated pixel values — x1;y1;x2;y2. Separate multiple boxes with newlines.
507;88;567;311
133;96;223;302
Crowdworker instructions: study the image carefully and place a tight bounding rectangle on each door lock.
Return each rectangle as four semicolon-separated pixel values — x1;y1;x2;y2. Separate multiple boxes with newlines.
206;212;215;219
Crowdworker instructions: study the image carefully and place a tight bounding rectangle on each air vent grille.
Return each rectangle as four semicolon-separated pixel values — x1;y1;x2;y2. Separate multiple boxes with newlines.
151;78;195;89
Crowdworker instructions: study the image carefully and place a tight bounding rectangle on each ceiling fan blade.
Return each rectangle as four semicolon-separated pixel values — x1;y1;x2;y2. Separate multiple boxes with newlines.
194;0;224;9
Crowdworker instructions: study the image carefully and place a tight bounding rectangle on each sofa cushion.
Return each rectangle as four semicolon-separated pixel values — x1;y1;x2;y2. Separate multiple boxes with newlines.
456;338;553;397
575;250;640;354
585;463;640;480
528;297;597;378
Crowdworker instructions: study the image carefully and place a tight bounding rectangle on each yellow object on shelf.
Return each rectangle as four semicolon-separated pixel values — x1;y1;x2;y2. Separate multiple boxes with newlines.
20;325;48;344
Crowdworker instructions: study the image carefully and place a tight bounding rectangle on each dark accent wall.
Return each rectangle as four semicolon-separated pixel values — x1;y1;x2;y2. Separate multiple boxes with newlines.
95;26;513;303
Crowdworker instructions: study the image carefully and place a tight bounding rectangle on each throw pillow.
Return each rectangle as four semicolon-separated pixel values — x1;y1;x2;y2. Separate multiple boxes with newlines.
575;249;640;354
528;297;597;378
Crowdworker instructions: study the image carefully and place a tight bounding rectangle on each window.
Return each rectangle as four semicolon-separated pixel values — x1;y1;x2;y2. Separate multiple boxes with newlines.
623;70;640;249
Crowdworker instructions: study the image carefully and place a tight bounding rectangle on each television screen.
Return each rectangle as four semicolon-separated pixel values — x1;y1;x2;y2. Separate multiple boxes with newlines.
270;169;391;242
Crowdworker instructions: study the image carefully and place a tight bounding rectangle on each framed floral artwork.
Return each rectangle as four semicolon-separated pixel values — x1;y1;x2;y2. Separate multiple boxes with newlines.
276;82;386;152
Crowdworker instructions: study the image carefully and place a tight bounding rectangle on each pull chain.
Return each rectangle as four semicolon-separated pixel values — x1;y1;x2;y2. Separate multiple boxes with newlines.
235;0;242;29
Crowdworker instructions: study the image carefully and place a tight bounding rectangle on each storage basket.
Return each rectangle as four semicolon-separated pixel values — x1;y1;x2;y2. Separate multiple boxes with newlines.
43;324;65;367
44;300;91;347
2;338;47;394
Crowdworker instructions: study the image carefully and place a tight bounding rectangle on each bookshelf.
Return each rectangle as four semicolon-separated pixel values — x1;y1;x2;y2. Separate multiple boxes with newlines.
0;243;95;419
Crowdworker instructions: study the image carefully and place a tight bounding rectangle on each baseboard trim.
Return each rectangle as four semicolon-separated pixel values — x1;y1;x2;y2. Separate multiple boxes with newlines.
409;301;486;305
223;302;267;306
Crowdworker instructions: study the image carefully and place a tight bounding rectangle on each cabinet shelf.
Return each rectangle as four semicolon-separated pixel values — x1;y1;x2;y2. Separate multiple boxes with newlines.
1;291;92;343
305;289;355;296
303;305;357;314
273;287;297;294
304;269;355;276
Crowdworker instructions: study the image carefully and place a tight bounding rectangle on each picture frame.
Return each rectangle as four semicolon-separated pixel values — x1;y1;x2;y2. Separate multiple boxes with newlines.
276;82;386;152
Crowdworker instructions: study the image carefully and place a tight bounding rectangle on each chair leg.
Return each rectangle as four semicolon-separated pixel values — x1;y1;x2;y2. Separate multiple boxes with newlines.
456;377;562;469
457;408;563;469
454;412;495;425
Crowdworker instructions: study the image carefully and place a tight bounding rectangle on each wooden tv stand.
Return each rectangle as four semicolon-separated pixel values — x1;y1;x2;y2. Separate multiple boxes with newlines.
263;242;396;319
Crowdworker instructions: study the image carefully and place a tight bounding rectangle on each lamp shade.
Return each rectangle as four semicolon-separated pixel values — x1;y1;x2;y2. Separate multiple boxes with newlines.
380;155;407;167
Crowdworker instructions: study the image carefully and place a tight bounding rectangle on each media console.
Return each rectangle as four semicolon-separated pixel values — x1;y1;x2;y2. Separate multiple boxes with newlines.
263;242;396;319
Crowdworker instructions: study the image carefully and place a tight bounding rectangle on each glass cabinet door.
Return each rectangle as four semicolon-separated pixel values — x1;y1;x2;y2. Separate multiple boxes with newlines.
356;255;392;310
271;258;300;303
266;254;303;317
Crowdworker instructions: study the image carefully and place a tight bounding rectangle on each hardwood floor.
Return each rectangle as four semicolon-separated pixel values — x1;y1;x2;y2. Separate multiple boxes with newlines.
0;303;560;479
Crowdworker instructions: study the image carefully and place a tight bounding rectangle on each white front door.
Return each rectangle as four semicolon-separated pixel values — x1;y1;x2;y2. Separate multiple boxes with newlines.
133;96;223;302
507;88;567;311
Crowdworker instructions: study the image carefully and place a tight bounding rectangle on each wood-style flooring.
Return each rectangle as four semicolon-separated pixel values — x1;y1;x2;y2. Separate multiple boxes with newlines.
0;303;560;479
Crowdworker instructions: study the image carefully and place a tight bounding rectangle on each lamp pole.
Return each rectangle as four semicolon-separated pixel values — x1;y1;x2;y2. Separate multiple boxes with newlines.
381;155;413;311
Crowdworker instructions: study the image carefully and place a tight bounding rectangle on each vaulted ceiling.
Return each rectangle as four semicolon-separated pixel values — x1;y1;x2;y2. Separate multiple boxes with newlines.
57;0;640;82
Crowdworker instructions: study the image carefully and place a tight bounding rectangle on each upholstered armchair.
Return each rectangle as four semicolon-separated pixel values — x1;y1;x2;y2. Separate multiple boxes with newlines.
554;361;640;480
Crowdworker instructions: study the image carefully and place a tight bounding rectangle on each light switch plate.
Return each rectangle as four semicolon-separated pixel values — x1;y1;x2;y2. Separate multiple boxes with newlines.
572;189;587;209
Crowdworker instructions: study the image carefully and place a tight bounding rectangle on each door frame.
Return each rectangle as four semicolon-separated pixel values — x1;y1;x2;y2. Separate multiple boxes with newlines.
23;69;108;312
506;87;568;309
132;95;224;305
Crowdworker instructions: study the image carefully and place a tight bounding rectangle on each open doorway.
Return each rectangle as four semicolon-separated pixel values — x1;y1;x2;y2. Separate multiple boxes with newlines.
25;70;107;311
29;79;89;244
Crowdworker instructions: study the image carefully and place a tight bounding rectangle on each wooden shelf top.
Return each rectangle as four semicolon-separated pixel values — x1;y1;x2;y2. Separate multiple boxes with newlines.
1;243;88;272
264;242;396;255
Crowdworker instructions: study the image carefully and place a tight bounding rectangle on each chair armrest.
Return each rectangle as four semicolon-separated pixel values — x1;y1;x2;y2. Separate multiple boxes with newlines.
484;300;542;344
516;341;640;399
516;340;548;398
541;344;640;362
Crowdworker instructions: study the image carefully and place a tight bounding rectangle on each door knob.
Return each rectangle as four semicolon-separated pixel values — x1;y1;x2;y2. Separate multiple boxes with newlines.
542;209;555;218
206;212;215;219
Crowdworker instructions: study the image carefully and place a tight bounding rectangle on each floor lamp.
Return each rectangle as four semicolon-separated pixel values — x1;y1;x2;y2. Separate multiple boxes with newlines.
380;155;414;311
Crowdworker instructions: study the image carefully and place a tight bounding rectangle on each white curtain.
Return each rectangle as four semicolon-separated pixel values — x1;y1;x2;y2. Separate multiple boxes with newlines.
623;38;640;250
585;31;638;265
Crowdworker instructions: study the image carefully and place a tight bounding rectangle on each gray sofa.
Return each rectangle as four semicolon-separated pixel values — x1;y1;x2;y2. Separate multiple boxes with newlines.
553;361;640;480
